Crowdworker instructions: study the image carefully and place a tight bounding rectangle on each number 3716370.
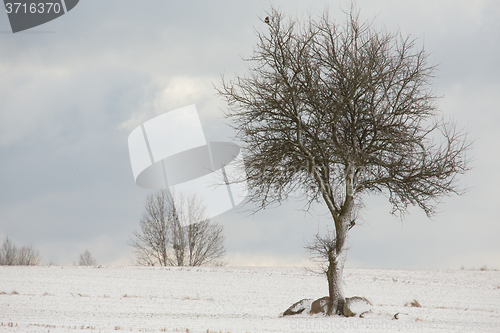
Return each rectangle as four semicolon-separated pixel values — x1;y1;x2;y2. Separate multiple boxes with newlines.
5;2;62;14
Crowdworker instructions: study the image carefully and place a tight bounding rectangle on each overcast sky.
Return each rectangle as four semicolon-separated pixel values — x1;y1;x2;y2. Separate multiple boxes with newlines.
0;0;499;269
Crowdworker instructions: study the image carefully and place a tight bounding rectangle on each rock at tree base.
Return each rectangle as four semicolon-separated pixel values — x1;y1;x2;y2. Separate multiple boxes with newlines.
310;296;330;314
343;296;372;317
284;296;371;317
282;299;313;316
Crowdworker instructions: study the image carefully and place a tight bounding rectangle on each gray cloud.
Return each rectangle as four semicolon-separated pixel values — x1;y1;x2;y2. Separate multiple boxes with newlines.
0;0;499;269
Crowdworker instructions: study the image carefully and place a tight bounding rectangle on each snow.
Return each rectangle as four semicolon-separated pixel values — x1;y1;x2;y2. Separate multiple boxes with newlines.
0;266;499;332
344;297;371;316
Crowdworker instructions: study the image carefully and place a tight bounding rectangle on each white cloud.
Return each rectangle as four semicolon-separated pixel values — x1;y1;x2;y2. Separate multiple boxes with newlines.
154;77;215;112
119;75;231;147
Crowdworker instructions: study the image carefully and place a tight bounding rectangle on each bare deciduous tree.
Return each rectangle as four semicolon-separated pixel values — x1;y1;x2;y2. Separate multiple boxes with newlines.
79;250;96;266
0;237;42;266
218;7;470;315
0;237;17;265
130;190;226;266
17;245;42;266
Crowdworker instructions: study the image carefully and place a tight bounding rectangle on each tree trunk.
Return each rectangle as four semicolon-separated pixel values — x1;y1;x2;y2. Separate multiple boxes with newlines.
326;214;349;315
326;164;355;315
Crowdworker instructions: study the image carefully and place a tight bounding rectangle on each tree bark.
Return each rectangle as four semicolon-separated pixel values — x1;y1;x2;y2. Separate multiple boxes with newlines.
326;164;355;315
325;213;350;315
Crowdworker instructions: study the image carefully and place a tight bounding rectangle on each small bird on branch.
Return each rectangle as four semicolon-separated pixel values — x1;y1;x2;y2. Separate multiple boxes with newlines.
264;16;270;25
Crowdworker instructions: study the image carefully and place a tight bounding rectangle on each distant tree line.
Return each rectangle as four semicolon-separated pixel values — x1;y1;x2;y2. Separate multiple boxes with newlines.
0;237;42;266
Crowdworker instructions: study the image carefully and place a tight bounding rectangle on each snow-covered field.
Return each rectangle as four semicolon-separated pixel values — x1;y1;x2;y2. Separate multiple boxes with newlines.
0;266;499;333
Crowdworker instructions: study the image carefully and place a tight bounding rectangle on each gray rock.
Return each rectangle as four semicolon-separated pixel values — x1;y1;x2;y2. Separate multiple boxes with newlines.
282;298;313;316
310;296;329;314
343;296;372;317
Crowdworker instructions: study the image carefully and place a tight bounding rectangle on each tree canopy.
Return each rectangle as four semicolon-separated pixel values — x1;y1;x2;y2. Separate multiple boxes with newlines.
219;8;469;219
